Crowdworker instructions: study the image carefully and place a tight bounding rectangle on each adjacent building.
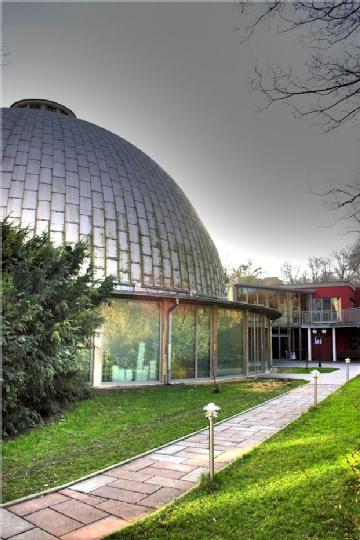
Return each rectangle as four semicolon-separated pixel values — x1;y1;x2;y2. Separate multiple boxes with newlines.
2;99;280;387
228;281;360;363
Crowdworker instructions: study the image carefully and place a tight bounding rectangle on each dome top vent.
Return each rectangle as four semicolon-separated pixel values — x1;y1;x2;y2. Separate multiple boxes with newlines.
11;99;76;117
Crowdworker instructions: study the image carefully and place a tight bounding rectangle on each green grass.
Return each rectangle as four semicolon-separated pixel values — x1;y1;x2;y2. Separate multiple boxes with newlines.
273;367;338;374
2;378;302;503
107;376;360;540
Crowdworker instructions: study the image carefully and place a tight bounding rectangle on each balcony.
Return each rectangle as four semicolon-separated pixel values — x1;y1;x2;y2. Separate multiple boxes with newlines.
273;308;360;327
301;308;360;327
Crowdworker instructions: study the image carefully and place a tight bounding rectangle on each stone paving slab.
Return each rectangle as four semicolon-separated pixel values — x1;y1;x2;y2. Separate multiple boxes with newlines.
3;363;359;540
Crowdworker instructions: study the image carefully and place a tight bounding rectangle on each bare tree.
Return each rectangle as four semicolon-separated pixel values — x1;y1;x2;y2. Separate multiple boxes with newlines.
307;256;334;282
237;2;360;275
280;261;300;284
237;1;360;132
331;247;351;280
348;238;360;281
325;176;360;229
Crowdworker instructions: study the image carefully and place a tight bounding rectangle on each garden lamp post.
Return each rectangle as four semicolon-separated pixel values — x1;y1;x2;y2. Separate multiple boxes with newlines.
345;357;351;383
311;370;320;408
203;402;220;479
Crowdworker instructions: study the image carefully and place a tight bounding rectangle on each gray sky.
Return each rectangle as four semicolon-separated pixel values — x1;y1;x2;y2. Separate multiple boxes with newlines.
3;2;359;276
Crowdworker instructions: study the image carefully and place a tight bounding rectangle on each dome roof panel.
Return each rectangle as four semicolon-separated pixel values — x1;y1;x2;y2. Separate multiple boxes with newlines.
2;106;225;297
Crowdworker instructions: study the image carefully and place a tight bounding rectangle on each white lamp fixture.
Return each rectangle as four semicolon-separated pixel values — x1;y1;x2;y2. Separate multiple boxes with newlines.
203;403;220;479
203;403;220;419
345;357;351;382
312;329;317;334
321;329;327;334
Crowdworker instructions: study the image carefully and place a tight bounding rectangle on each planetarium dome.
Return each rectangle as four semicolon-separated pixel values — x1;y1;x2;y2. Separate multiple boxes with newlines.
2;100;225;298
2;99;278;387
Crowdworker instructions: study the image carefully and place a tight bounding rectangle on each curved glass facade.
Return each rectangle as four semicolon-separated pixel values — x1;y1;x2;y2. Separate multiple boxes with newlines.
94;300;274;385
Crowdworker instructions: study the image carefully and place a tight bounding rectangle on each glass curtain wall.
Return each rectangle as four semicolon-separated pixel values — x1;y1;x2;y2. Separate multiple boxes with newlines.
217;309;244;376
101;300;160;383
171;305;211;379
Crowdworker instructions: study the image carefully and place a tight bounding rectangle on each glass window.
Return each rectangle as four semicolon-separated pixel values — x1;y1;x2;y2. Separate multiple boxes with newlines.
312;297;341;312
268;292;279;310
171;305;211;379
197;307;211;378
301;294;310;311
257;292;268;306
101;300;160;383
278;292;288;316
247;289;258;305
236;287;248;303
171;305;196;379
217;309;244;376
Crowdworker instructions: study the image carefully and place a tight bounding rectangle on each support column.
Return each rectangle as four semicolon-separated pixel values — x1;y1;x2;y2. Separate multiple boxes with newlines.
161;300;169;384
211;306;218;379
268;323;272;371
243;310;249;376
93;326;104;386
332;327;337;362
307;328;312;362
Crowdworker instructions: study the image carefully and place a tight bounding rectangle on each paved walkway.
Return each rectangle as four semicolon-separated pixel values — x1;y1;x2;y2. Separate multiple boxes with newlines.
2;363;359;540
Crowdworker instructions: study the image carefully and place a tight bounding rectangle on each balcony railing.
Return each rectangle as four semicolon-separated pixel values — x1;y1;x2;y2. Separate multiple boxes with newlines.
301;308;360;325
273;308;360;326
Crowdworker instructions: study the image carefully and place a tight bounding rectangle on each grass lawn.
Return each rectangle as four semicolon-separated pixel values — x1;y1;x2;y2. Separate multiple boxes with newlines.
273;367;338;374
108;376;360;540
2;378;302;503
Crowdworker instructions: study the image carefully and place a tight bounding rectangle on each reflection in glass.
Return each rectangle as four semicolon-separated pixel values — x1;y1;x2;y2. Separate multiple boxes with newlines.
237;288;248;303
101;300;160;383
217;309;244;376
257;292;268;306
197;307;211;377
247;289;258;305
76;347;91;382
171;305;196;379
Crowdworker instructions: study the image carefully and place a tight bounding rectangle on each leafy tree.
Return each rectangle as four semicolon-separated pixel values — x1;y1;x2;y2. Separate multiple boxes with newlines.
225;259;264;285
1;219;114;436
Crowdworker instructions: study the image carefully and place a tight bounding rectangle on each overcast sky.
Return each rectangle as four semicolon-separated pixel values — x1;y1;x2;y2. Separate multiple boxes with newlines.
3;2;359;276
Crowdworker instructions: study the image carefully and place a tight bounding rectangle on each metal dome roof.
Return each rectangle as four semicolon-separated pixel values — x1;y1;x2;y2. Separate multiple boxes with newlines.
1;105;225;297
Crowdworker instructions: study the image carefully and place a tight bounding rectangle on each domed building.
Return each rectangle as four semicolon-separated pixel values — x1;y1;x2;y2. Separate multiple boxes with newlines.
2;99;280;386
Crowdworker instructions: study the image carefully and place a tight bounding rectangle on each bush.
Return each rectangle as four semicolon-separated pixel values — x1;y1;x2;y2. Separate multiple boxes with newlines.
1;219;114;436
